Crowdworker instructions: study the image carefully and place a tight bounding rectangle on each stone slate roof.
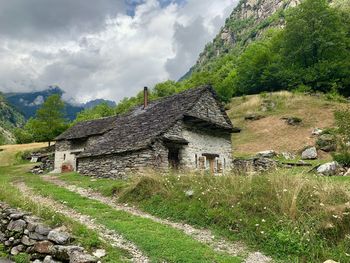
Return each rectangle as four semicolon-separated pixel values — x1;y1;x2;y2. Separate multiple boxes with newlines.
57;86;237;157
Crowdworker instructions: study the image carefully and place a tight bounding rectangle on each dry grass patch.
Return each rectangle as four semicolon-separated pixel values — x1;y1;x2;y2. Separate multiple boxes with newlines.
0;142;48;166
228;91;345;155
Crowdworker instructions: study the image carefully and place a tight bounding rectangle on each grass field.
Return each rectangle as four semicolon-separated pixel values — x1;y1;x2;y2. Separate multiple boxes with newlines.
58;169;350;263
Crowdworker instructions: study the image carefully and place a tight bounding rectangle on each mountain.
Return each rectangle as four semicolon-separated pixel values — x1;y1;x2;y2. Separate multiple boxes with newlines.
186;0;300;76
4;86;84;121
0;93;25;144
82;99;116;109
3;87;117;121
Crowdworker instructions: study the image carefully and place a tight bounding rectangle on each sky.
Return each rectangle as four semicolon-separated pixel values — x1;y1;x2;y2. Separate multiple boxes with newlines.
0;0;237;103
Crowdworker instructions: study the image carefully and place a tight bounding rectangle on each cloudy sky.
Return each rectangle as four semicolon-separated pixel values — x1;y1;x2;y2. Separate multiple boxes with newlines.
0;0;237;103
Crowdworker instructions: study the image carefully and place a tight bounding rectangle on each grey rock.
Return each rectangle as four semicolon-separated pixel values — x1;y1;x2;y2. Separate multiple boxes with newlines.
316;134;337;152
43;255;61;263
92;249;106;258
0;232;6;242
50;245;84;261
312;128;323;136
317;162;339;176
35;224;52;236
301;147;318;160
244;114;265;121
70;251;97;263
21;235;37;246
48;230;70;245
257;150;276;158
281;152;296;160
7;219;26;232
0;259;15;263
9;213;25;220
33;240;54;254
282;116;302;126
29;232;47;241
184;190;194;197
10;245;24;255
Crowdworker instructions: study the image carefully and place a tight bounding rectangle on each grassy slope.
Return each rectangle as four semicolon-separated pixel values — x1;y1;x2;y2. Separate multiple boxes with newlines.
228;91;346;157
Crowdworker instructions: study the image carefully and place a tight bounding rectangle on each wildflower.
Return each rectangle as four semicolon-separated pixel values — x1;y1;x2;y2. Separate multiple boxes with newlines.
332;215;338;219
346;253;350;257
263;207;267;210
261;219;266;223
320;203;325;207
255;224;260;227
283;189;288;192
260;231;264;234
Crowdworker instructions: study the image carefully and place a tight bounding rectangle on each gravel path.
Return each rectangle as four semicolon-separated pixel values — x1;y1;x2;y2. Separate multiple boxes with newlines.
43;175;272;262
14;182;149;263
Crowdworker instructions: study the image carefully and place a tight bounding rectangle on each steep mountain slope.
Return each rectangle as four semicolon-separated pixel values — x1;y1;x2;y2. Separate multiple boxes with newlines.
0;94;25;144
187;0;300;76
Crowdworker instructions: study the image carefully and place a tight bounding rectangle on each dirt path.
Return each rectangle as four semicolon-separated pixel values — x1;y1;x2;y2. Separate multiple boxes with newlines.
13;181;149;263
43;175;272;263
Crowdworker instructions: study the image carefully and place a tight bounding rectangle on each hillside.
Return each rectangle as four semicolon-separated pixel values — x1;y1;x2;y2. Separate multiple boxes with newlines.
0;93;25;144
228;91;347;157
186;0;300;76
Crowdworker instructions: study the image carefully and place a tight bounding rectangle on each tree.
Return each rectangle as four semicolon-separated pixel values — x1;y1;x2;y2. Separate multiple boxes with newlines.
281;0;350;93
153;80;179;98
30;94;68;145
74;102;115;124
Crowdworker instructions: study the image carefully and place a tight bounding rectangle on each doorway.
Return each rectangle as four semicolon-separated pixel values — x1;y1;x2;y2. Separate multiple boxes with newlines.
168;147;180;170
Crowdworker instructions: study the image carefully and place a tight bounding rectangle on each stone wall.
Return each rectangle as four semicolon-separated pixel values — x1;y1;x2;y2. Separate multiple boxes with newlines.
77;141;169;178
0;202;97;263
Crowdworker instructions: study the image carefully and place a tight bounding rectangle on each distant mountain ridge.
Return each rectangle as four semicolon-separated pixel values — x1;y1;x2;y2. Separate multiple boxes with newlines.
4;87;116;121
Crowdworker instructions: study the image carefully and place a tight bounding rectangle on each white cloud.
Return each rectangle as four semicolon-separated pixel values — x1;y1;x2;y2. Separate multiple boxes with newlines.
0;0;238;103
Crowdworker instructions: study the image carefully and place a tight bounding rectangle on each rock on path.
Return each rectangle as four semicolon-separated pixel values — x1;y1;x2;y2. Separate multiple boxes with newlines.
13;182;149;263
43;175;272;263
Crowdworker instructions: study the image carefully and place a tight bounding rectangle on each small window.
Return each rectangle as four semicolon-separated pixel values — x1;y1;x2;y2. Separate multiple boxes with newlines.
63;154;66;160
195;154;198;168
206;108;209;117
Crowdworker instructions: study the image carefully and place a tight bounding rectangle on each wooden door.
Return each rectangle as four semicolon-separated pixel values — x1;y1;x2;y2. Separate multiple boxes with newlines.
208;157;215;175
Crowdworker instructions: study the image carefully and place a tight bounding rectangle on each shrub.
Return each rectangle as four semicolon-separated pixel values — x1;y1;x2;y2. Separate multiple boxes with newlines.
332;151;350;166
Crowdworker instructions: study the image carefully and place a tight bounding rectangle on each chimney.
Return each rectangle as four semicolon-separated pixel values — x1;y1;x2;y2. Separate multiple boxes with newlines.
143;86;148;109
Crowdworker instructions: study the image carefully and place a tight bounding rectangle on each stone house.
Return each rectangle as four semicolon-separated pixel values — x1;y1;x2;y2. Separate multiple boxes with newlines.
54;85;240;178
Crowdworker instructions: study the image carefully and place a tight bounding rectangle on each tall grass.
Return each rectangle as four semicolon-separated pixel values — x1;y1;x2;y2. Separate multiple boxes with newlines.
120;171;350;262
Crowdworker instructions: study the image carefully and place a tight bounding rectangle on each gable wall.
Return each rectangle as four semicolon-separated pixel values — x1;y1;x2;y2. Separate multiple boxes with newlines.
186;90;230;127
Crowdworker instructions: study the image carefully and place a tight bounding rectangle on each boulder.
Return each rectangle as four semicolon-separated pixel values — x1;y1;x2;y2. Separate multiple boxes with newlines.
0;259;14;263
312;128;323;136
184;190;194;198
43;255;61;263
93;249;106;258
257;150;276;158
302;147;318;160
282;117;302;126
281;152;296;160
35;224;52;236
7;219;26;232
50;245;84;261
316;134;337;152
323;260;339;263
244;114;265;121
29;232;47;241
33;240;55;254
317;162;339;176
21;235;37;246
70;251;97;263
48;230;70;245
10;245;24;255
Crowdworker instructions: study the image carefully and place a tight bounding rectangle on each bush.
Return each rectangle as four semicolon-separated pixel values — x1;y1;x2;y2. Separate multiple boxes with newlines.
332;151;350;166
